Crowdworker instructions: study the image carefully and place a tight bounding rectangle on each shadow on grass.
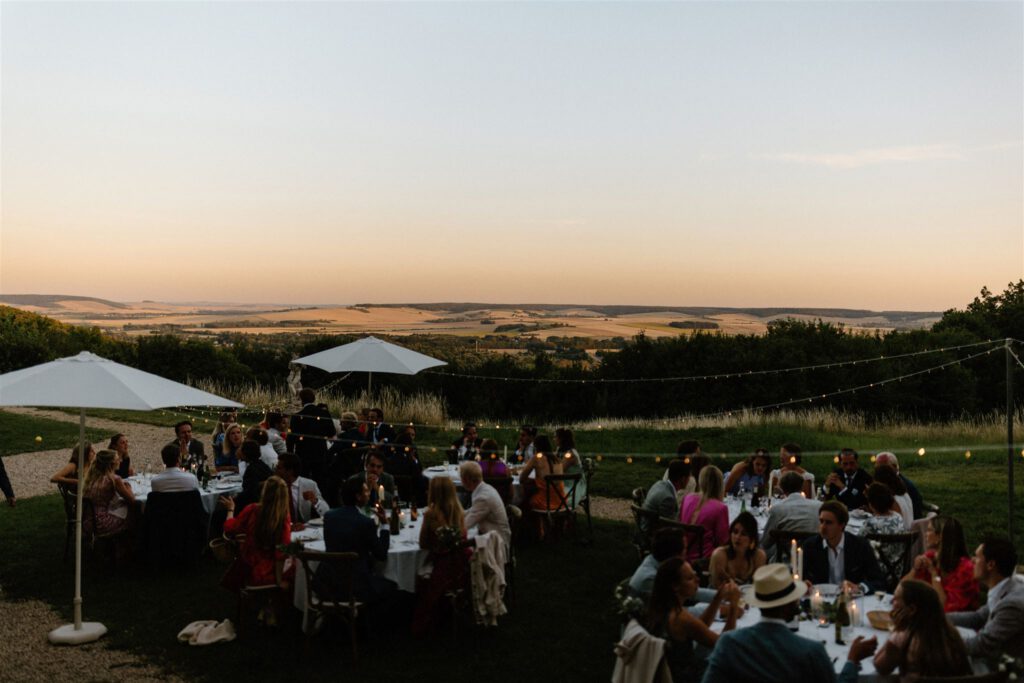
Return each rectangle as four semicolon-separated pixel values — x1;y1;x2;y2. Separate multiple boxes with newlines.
0;496;635;683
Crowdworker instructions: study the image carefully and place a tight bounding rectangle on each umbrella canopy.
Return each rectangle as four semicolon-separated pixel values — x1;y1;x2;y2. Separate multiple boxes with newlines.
0;351;241;645
293;336;446;391
0;351;243;410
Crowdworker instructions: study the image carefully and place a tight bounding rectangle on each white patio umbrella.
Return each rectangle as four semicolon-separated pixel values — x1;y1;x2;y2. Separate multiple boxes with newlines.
292;335;446;392
0;351;242;645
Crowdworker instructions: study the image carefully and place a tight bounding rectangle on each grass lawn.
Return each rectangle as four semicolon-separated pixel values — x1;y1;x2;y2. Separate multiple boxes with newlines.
0;412;112;458
0;495;634;683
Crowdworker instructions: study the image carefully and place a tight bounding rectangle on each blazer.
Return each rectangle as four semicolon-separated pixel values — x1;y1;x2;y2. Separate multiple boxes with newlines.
321;505;391;602
165;439;205;463
760;494;822;559
702;620;858;683
464;482;511;548
640;480;678;535
235;459;272;511
287;403;337;466
826;469;873;511
347;471;396;506
950;576;1024;658
799;532;887;593
901;474;924;520
368;422;396;445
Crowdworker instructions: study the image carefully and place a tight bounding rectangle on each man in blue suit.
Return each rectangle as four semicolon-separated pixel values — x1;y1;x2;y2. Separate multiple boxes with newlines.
702;563;877;682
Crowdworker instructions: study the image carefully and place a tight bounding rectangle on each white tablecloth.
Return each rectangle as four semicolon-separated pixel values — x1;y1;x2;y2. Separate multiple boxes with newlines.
725;496;865;535
422;464;524;504
126;474;242;517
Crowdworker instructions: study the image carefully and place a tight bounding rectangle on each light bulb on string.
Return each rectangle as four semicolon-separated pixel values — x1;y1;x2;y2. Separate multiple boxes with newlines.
917;448;926;457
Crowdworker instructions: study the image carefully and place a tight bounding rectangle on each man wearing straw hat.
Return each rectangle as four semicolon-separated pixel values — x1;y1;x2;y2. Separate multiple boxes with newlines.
701;563;876;682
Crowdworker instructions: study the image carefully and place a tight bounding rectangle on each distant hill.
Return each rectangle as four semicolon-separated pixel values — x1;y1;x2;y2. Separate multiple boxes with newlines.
0;294;128;309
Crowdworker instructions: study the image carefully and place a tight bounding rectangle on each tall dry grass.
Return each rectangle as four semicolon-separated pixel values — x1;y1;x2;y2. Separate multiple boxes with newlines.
193;379;447;426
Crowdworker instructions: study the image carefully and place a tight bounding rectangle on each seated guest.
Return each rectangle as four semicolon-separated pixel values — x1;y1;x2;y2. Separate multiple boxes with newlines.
325;411;367;505
872;463;912;529
51;442;96;488
319;477;394;606
274;451;329;526
824;448;873;511
642;459;691;535
451;421;482;461
264;410;288;456
211;410;237;451
220;476;294;615
768;443;814;498
386;431;427;506
245;426;278;471
413;477;471;636
82;449;135;537
874;451;923;519
723;448;772;496
799;500;886;594
168;420;204;468
629;527;686;600
903;515;979;612
107;433;134;478
760;471;821;561
874;579;972;679
949;536;1024;658
477;438;509;478
858;482;908;569
646;558;742;681
367;407;395;445
0;455;14;507
555;427;587;504
513;425;537;463
662;440;702;503
347;450;395;507
459;461;511;548
679;465;729;562
151;444;200;493
702;563;876;682
214;423;242;473
520;435;564;512
709;511;767;587
234;439;272;510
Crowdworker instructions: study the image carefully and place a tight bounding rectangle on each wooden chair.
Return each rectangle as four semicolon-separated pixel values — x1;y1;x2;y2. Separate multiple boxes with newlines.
484;476;514;505
296;550;362;660
573;458;596;545
917;673;1008;683
81;497;129;566
57;483;77;562
504;504;522;607
865;532;917;592
631;487;647;507
529;473;582;542
769;530;816;564
441;538;476;637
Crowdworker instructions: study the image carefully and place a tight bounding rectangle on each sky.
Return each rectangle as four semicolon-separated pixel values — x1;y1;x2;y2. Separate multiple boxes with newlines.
1;1;1021;311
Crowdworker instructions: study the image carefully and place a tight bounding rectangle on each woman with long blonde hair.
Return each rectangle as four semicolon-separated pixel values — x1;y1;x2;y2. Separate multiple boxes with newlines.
679;465;729;561
215;423;242;473
82;449;136;538
413;476;470;636
221;475;294;589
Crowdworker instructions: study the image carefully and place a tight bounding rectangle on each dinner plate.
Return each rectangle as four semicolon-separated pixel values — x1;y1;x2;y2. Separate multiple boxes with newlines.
307;518;324;527
815;583;840;597
426;466;448;472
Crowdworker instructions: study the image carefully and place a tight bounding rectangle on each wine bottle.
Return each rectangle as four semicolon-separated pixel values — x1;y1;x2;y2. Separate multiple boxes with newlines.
834;589;851;644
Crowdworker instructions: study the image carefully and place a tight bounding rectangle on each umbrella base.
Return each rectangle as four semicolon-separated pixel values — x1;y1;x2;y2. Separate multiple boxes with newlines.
48;622;107;645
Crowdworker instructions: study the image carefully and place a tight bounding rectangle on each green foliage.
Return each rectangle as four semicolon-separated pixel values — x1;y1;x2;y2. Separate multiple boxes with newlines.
0;411;110;457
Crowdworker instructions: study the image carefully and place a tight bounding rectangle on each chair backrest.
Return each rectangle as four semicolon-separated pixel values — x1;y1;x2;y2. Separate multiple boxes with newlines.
484;476;514;505
769;529;816;563
632;487;647;507
297;550;361;608
541;473;582;513
865;531;917;591
143;489;208;567
916;672;1008;683
56;483;77;521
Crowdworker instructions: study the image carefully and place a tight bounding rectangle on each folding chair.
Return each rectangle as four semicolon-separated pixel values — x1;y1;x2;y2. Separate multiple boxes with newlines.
57;483;77;562
296;550;363;660
504;504;522;607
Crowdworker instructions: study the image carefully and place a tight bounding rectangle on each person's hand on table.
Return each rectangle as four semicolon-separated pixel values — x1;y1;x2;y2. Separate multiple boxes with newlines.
366;472;378;490
826;472;845;490
841;580;862;595
302;490;317;504
847;635;877;662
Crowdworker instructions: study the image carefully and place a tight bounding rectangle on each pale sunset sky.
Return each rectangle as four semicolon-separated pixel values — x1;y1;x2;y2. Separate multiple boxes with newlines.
1;1;1021;310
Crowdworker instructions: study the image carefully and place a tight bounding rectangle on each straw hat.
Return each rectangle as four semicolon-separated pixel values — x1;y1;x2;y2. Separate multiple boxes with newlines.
741;563;807;609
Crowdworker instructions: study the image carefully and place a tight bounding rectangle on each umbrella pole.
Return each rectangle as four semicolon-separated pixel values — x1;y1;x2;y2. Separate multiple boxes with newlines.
48;409;106;644
368;371;372;396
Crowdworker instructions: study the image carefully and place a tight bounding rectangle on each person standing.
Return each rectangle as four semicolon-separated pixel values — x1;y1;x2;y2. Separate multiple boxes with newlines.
287;388;336;490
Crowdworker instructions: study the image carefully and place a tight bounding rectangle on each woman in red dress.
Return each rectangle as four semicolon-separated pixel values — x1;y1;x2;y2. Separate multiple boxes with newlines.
222;475;294;589
903;515;979;612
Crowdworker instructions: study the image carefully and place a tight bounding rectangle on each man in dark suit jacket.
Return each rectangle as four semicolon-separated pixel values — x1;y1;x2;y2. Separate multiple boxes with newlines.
799;500;886;593
825;448;873;511
366;407;395;445
286;389;336;489
319;477;395;604
168;420;205;467
346;450;395;507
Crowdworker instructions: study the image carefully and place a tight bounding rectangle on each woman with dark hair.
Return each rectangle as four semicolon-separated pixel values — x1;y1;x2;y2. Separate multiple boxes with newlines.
903;515;979;612
520;435;565;535
51;442;96;488
723;449;772;496
514;425;537;463
264;410;288;455
708;511;766;587
645;557;741;681
768;443;813;498
873;579;971;679
477;438;508;478
859;482;907;567
215;423;242;473
107;434;134;478
873;463;912;528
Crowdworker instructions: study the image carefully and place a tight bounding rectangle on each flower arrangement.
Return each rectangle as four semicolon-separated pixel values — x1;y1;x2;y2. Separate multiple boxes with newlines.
997;653;1023;680
435;525;463;552
613;579;645;621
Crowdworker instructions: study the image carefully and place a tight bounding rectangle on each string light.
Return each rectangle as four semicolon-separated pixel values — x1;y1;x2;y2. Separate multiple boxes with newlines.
918;448;925;456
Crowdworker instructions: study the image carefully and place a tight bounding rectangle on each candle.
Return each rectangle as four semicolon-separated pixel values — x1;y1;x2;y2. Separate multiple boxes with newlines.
378;484;384;502
797;547;803;581
848;599;860;627
790;540;797;575
503;445;508;461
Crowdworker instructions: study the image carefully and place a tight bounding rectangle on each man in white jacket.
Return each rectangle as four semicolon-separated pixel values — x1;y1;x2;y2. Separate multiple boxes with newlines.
275;451;330;524
460;461;511;548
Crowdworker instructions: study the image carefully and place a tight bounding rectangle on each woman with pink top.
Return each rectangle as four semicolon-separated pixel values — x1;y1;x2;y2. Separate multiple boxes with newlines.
679;465;729;561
